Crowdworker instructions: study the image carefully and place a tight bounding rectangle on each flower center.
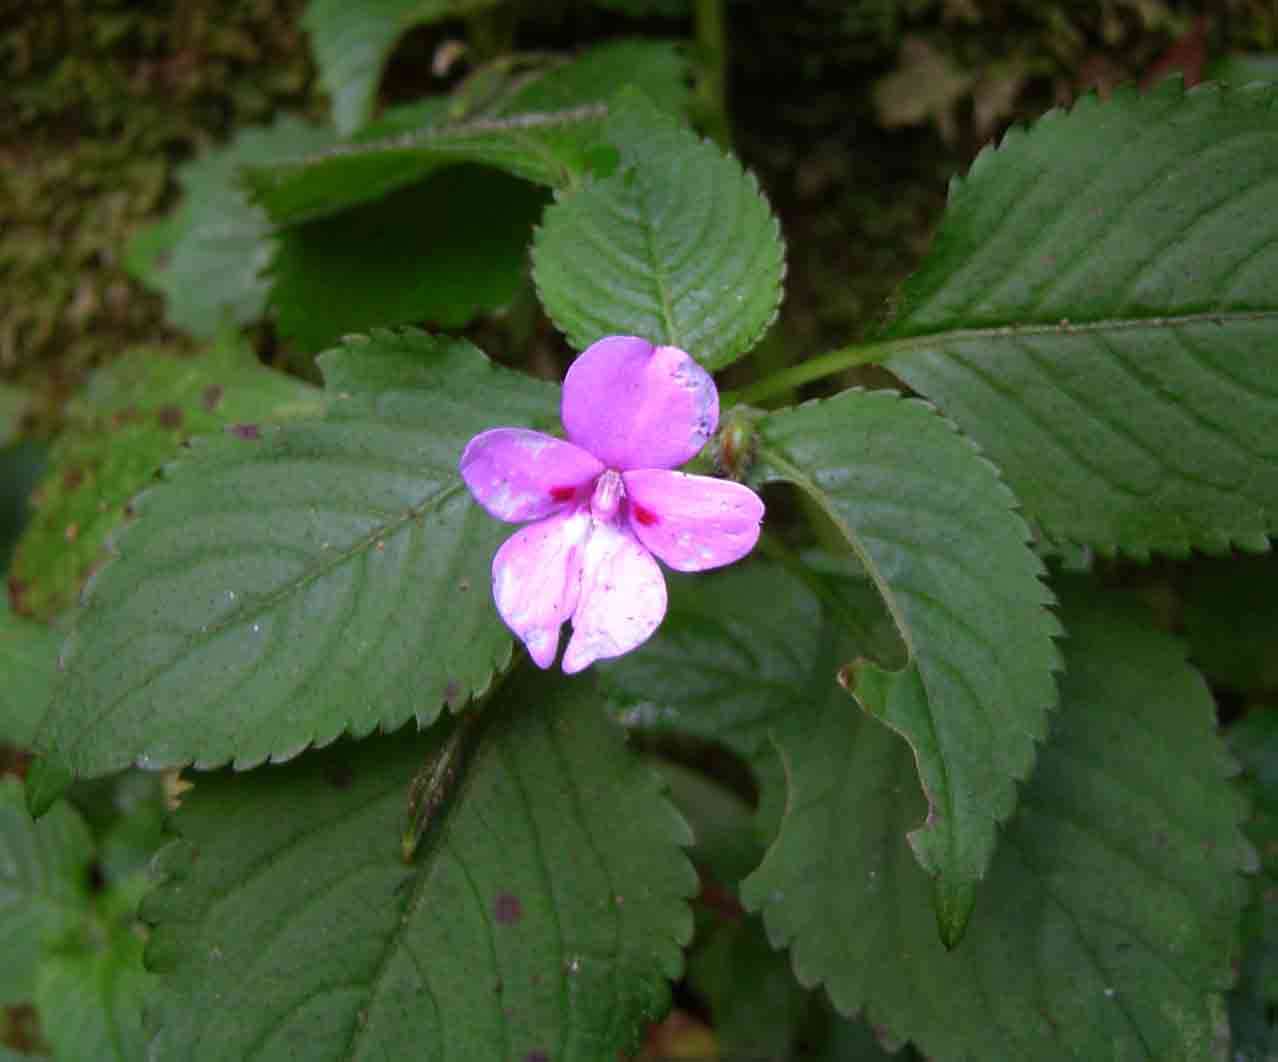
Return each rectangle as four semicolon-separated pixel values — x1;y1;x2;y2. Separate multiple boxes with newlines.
590;468;624;521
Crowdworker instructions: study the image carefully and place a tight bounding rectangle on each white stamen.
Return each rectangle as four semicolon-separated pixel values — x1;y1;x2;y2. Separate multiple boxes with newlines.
590;469;625;521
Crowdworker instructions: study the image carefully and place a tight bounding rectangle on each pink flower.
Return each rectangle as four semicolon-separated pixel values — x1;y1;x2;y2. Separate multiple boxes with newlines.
460;335;765;673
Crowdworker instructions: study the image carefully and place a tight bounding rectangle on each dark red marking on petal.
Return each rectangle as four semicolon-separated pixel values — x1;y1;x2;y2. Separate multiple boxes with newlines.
549;485;576;502
632;503;660;527
493;892;523;925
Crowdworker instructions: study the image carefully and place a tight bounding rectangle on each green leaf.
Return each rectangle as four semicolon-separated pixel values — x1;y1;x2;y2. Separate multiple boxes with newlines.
532;90;785;371
1181;552;1278;693
9;337;319;620
35;924;152;1062
749;389;1060;939
35;330;557;778
1228;709;1278;1059
877;80;1278;558
249;40;690;227
270;166;548;353
0;778;93;1005
133;116;334;338
744;583;1250;1058
0;599;60;747
602;560;833;759
687;914;813;1059
303;0;503;136
495;40;691;121
248;106;604;226
0;440;46;575
142;677;696;1060
653;760;761;889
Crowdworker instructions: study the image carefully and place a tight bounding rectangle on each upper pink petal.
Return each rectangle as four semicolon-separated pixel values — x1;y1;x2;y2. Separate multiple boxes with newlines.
461;428;604;523
492;509;590;668
561;336;719;471
622;469;764;572
562;520;667;674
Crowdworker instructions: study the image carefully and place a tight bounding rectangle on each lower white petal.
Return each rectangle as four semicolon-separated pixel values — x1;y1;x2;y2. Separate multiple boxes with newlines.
491;509;590;669
562;520;667;674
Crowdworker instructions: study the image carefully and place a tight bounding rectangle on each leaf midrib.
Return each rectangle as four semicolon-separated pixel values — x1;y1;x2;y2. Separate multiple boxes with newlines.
53;477;468;766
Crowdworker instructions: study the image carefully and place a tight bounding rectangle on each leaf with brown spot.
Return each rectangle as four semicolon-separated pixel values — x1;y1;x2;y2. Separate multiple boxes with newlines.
9;336;317;620
142;675;695;1060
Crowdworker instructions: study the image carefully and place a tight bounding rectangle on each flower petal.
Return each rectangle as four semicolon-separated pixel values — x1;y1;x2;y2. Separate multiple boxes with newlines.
492;509;590;668
562;520;666;674
562;336;719;471
461;428;604;523
622;469;764;572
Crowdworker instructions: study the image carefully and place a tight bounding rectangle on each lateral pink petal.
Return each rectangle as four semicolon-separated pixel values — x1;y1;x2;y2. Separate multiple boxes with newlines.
460;428;604;523
561;335;719;471
562;521;667;674
491;509;590;669
622;469;764;572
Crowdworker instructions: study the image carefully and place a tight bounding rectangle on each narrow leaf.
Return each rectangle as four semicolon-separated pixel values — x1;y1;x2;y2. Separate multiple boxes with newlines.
35;331;557;778
533;90;785;371
749;389;1060;938
303;0;502;136
744;584;1249;1059
0;778;93;1005
270;167;548;353
142;678;696;1061
879;80;1278;557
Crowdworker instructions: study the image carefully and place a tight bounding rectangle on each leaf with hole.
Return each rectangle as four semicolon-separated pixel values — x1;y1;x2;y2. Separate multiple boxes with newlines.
34;331;558;778
533;90;785;371
744;584;1249;1059
878;80;1278;558
142;676;695;1061
747;389;1060;943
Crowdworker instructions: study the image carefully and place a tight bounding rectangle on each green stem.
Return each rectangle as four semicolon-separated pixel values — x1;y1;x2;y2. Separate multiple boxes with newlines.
725;337;905;406
694;0;732;149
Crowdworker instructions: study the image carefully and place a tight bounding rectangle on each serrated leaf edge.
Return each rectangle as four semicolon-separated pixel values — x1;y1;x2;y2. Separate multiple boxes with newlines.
753;387;1064;893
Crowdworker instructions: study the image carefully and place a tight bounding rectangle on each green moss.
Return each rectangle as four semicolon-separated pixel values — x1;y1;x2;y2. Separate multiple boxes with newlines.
0;0;320;412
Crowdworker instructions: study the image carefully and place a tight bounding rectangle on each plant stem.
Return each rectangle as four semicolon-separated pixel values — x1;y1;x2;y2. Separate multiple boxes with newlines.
725;337;905;406
694;0;732;148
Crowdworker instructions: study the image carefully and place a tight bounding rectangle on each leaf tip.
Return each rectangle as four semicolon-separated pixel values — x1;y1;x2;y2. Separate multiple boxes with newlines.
933;876;976;950
23;754;75;818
